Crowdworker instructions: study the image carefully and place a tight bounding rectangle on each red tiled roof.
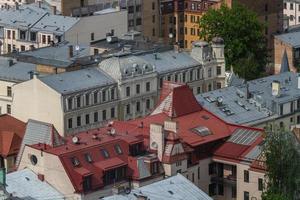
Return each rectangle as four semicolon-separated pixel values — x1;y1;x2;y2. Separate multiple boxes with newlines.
0;115;25;157
94;157;126;171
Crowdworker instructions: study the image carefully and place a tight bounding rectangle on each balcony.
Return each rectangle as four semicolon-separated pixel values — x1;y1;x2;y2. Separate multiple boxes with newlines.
211;174;237;186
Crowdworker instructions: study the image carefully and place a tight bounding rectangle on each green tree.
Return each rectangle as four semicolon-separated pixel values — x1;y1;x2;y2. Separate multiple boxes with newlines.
199;3;268;80
262;127;300;200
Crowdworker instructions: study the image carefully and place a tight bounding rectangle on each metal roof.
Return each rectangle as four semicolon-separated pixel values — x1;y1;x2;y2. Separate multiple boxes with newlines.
0;57;36;82
6;169;64;200
197;72;300;125
0;5;78;34
103;174;212;200
18;42;90;68
275;31;300;48
228;128;261;145
39;67;116;94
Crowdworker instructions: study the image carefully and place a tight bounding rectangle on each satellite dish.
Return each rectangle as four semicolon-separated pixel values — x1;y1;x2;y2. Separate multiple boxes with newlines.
75;45;80;51
72;136;80;144
106;36;112;43
217;97;223;103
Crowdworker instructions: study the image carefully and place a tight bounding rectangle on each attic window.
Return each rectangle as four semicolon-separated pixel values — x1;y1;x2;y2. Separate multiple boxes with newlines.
192;126;212;137
101;149;110;158
71;157;80;167
114;144;123;155
84;153;93;163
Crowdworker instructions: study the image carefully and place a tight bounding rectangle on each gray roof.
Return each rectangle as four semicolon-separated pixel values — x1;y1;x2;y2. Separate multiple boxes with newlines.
275;31;300;48
99;50;200;80
39;67;115;94
0;4;78;34
197;72;300;125
17;42;90;68
103;174;212;200
197;86;273;125
6;169;64;200
227;73;245;87
0;57;36;82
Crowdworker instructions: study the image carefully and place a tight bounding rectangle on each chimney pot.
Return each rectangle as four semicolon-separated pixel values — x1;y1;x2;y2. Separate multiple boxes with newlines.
68;45;74;58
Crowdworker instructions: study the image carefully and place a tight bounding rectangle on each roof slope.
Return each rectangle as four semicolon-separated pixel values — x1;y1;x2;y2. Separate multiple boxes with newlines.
103;173;212;200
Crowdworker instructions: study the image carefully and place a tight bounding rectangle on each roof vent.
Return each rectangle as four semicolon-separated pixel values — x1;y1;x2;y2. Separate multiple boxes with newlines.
72;136;80;144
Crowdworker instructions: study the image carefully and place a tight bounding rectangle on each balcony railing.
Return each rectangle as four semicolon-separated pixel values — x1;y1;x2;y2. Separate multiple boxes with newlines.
211;174;237;185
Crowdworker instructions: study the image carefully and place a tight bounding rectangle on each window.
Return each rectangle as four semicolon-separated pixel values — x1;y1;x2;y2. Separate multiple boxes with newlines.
101;149;110;158
94;112;98;122
291;101;294;113
209;163;216;175
47;35;51;44
30;32;36;41
126;104;131;114
128;6;134;13
198;167;200;179
152;28;156;36
150;162;159;174
182;72;186;82
244;191;249;200
218;184;224;195
208;68;212;77
110;88;115;100
244;170;249;182
217;66;222;75
192;173;194;182
6;104;11;114
103;166;126;185
12;31;15;40
190;70;193;81
146;99;151;110
71;157;80;167
136;5;141;12
209;183;217;196
136;84;140;94
280;121;284;128
126;86;130;97
176;161;182;166
290;117;294;123
217;82;222;89
102;90;106;102
20;45;25;51
91;33;94;41
85;114;90;124
152;2;155;10
197;87;201;94
232;186;237;198
77;116;81;126
258;178;263;191
136;18;142;26
7;30;11;39
297;115;300;124
264;4;268;11
111;107;115;118
42;35;46;44
85;94;90;106
77;96;81;108
84;153;93;163
290;3;294;10
93;92;98;104
68;118;73;129
136;101;141;112
68;98;72;110
280;104;283;115
146;82;151;92
81;176;92;194
114;144;123;155
102;110;107;120
7;86;12;97
20;31;26;40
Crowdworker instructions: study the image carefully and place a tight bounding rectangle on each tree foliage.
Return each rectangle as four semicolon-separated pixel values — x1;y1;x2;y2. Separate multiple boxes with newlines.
199;3;267;80
262;128;300;200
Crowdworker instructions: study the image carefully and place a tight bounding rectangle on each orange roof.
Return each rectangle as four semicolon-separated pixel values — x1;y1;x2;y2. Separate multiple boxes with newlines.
0;115;25;157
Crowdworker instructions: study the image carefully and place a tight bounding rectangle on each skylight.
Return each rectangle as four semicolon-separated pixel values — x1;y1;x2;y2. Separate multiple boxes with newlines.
114;144;123;155
71;157;80;167
192;126;212;137
84;153;93;163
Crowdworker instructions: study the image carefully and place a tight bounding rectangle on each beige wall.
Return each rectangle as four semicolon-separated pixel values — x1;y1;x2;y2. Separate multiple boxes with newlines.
12;77;64;134
65;10;128;45
0;80;14;114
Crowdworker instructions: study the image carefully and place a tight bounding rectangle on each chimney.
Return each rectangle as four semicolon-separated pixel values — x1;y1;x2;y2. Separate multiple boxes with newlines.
271;81;280;96
68;45;73;58
51;6;56;15
298;75;300;89
173;43;180;53
15;2;19;10
8;59;14;67
38;173;45;182
164;120;178;133
38;0;42;8
150;124;164;161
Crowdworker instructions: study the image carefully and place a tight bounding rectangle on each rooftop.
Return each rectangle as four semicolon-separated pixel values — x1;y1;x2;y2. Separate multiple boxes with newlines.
275;30;300;48
0;57;36;82
103;174;212;200
15;42;91;68
0;115;25;158
6;169;64;200
39;67;115;94
197;72;300;125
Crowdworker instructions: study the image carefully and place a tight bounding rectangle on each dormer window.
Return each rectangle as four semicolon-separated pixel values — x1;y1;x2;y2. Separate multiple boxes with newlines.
84;153;93;163
114;144;123;155
101;149;110;159
71;157;80;167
